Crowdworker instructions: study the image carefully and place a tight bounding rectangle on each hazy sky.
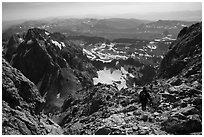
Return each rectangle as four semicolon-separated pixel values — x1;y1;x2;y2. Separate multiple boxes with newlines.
2;2;202;21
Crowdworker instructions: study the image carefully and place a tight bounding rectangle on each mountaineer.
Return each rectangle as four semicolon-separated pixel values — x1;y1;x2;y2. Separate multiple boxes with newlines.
139;87;152;111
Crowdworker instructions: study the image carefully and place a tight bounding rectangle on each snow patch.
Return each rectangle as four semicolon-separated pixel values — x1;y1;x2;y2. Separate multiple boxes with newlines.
93;67;127;90
83;48;96;59
147;41;157;50
61;42;66;47
147;45;157;50
51;40;63;50
181;24;187;27
108;43;116;52
95;59;112;63
154;39;161;42
144;53;152;57
139;49;145;51
19;38;24;43
130;53;135;58
57;93;61;99
116;61;119;66
93;66;135;90
45;31;50;35
162;37;176;41
27;40;33;44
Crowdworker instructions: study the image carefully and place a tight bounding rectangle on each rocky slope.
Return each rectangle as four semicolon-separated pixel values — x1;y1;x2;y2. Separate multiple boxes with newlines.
54;22;202;135
159;22;202;78
2;58;63;135
157;22;202;134
2;22;202;135
55;84;169;135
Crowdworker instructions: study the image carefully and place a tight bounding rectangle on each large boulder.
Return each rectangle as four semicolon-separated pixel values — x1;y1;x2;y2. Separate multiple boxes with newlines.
171;106;199;117
95;127;112;135
161;114;202;134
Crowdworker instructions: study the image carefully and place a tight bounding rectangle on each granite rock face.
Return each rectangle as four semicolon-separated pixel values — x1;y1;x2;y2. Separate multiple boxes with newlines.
2;58;63;135
157;22;202;134
159;22;201;79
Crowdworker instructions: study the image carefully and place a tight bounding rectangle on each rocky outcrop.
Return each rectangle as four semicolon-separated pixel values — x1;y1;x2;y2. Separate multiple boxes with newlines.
6;28;97;113
158;22;201;78
148;79;202;135
3;34;23;62
157;22;202;134
2;58;63;135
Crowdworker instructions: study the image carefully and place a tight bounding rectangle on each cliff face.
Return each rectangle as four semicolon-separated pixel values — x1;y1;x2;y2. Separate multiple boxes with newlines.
158;22;201;79
157;22;202;134
3;34;23;62
2;58;63;135
4;28;97;113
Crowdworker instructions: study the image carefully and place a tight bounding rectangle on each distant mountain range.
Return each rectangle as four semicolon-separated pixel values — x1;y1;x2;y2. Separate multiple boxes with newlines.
3;18;196;41
117;10;202;22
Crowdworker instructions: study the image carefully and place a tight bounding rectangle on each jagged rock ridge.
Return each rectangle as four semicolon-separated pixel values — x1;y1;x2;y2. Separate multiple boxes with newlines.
4;28;97;113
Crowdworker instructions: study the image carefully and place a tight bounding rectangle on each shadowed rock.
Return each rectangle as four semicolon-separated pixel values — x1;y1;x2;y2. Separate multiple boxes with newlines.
2;58;63;135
